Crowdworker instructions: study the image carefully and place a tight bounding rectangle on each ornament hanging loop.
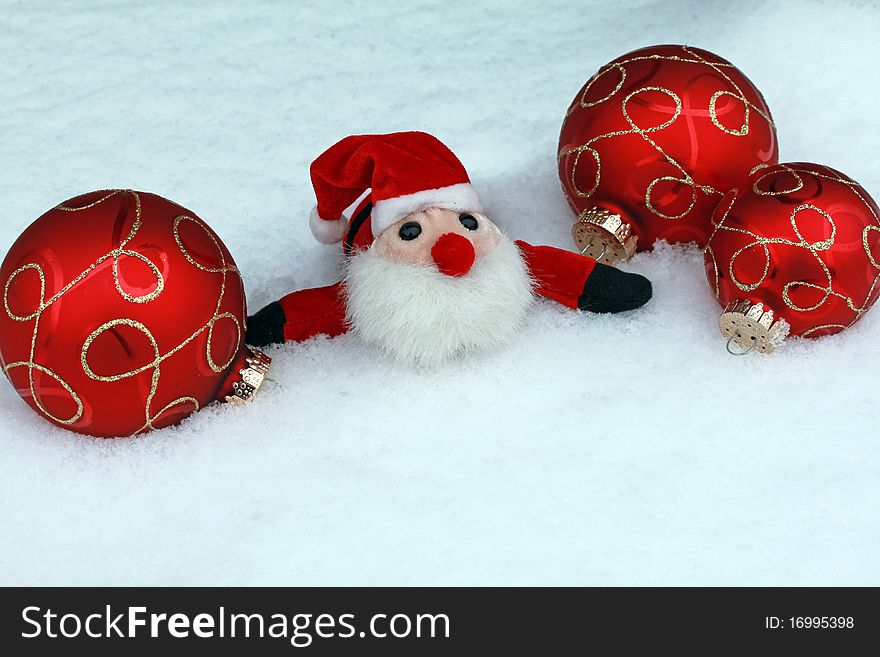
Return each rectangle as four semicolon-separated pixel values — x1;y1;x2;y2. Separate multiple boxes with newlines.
725;336;756;356
582;242;608;262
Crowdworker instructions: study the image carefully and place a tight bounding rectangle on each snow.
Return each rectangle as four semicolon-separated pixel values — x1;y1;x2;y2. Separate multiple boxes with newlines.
1;0;879;585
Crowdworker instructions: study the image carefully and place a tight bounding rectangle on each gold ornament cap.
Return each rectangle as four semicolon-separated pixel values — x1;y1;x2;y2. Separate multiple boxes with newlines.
571;207;638;265
225;348;271;405
718;300;790;355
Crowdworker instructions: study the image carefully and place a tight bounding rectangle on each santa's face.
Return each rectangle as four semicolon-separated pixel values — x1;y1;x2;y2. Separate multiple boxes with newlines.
371;207;503;276
344;208;534;367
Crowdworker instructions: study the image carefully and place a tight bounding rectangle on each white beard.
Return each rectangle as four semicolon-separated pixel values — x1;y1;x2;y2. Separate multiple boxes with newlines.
344;237;535;367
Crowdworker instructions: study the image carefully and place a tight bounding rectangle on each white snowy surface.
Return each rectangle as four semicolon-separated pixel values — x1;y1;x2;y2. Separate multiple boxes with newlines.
1;0;879;586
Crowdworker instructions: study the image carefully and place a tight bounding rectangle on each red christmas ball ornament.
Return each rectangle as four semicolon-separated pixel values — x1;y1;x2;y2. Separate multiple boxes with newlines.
558;44;778;263
704;163;880;354
0;190;270;437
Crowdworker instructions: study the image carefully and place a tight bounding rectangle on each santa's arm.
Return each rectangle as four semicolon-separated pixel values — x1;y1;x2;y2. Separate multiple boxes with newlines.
245;282;348;347
514;240;652;313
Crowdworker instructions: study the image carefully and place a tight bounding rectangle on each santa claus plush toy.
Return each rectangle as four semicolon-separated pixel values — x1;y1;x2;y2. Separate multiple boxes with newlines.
247;131;652;366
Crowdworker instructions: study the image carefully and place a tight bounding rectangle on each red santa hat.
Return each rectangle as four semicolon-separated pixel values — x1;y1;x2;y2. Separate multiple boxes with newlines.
308;131;484;245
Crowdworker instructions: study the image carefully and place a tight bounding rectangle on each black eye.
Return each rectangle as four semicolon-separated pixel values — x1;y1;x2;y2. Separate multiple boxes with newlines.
398;221;422;241
459;213;479;231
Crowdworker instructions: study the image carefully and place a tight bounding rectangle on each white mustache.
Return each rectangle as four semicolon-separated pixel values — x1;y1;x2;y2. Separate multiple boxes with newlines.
344;238;535;367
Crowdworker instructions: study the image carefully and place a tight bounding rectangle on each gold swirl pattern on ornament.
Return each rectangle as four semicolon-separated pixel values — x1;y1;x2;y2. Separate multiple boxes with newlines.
560;45;775;222
704;166;880;332
2;190;241;434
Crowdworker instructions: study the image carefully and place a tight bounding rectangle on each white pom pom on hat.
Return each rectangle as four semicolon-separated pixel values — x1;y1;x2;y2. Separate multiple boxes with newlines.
308;205;348;244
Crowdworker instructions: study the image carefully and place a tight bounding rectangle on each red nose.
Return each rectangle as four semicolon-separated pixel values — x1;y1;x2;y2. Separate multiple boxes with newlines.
431;232;476;277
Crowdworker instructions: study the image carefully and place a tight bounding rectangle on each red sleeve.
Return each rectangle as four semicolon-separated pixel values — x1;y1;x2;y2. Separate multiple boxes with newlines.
278;282;349;342
515;240;596;309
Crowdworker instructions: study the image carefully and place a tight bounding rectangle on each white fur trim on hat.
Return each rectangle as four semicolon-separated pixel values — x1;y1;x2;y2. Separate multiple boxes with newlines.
309;205;349;244
371;182;483;239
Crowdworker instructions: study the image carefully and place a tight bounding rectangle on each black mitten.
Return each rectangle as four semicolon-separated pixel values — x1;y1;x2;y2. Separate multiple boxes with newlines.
578;263;652;313
245;301;287;347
